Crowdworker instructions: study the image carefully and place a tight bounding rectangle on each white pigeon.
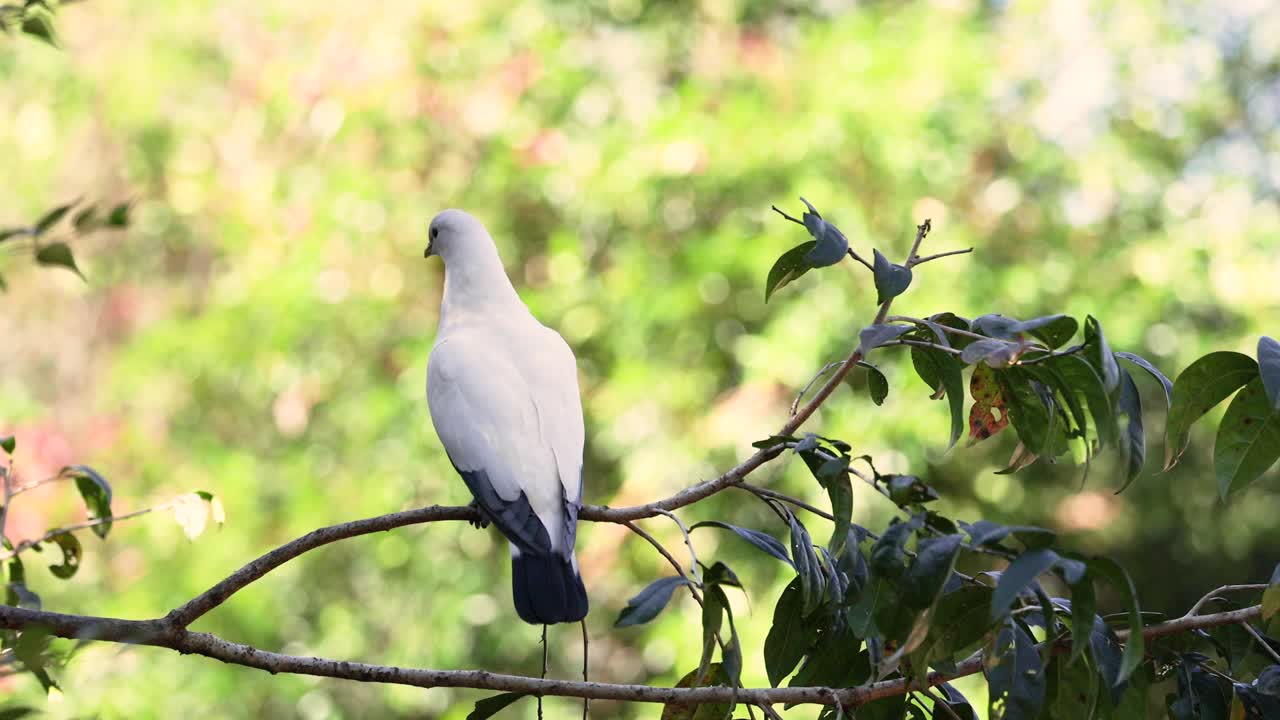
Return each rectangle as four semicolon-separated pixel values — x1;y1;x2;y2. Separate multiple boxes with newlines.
424;209;589;624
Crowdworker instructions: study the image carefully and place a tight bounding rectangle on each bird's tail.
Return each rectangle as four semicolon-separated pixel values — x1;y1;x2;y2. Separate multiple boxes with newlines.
510;547;589;624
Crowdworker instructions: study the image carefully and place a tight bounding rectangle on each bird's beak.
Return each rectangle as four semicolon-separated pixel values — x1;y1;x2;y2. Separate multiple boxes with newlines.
424;240;435;258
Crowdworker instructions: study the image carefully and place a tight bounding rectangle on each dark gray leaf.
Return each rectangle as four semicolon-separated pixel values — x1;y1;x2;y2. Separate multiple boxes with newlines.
615;576;689;627
1116;351;1174;408
900;534;961;609
988;620;1047;720
1084;316;1120;393
856;360;889;405
764;578;809;686
60;465;112;539
797;198;850;267
1259;336;1280;412
859;323;912;354
467;693;526;719
872;248;913;304
991;549;1061;621
691;521;793;567
1115;367;1146;492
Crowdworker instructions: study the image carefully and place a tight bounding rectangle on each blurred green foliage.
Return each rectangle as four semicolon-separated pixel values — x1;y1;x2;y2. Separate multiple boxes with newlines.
1;0;1278;717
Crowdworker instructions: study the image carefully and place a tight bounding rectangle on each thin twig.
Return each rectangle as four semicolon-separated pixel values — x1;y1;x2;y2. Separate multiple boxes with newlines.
580;619;590;720
736;484;834;522
770;205;804;227
623;521;703;606
877;339;964;355
887;316;988;342
539;624;547;720
0;504;168;562
1241;621;1280;664
8;474;70;497
846;248;875;272
1185;584;1266;617
910;247;973;266
653;509;700;586
791;361;845;416
920;686;962;720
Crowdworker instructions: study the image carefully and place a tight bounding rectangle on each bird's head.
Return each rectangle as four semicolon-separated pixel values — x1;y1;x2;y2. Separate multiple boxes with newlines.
425;209;491;263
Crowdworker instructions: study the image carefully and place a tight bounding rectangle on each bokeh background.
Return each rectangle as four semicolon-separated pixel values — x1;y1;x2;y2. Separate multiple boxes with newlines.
2;0;1279;717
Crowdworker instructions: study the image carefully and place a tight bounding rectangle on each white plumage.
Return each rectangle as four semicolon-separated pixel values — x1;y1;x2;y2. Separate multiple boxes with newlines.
424;209;588;624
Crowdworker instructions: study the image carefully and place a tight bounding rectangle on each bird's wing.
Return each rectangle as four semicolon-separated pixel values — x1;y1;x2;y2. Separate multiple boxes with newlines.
518;325;586;554
427;331;568;555
522;325;585;505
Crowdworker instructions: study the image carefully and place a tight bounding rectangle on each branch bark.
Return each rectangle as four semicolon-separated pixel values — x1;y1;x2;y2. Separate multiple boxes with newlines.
0;603;1261;707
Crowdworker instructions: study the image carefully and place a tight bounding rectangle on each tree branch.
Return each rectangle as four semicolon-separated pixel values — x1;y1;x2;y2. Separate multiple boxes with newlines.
0;602;1262;707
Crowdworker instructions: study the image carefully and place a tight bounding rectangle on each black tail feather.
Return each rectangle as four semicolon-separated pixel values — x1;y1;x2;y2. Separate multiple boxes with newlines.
511;551;589;624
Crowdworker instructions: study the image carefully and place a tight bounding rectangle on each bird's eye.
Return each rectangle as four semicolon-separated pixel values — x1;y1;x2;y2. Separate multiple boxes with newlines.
431;227;439;239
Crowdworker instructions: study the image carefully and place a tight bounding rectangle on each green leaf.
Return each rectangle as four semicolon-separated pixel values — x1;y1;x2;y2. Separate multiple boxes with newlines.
34;243;85;280
0;707;39;720
1068;575;1096;664
823;468;852;556
661;664;732;720
993;368;1054;453
60;465;112;538
1213;377;1280;497
690;521;793;567
872;248;913;304
912;347;966;449
1259;336;1280;412
909;586;994;674
900;534;961;609
991;549;1061;622
46;533;81;579
615;576;689;627
764;241;815;302
1263;563;1280;622
1115;351;1173;408
1048;654;1100;720
1048;353;1117;452
33;202;75;236
1115;367;1146;492
764;579;811;686
788;624;865;689
20;9;56;46
702;561;741;589
1084;316;1120;393
0;435;13;454
856;360;889;405
1087;556;1144;686
699;583;725;681
467;693;526;719
1165;351;1258;470
988;619;1047;720
13;626;51;675
1026;315;1078;349
869;516;918;579
72;204;98;231
885;474;939;507
106;203;131;227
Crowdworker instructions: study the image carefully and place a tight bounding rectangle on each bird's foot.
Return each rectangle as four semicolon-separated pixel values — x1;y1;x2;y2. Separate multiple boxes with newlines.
467;500;490;529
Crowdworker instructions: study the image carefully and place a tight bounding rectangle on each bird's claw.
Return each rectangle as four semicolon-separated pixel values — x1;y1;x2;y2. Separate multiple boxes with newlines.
467;500;490;529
